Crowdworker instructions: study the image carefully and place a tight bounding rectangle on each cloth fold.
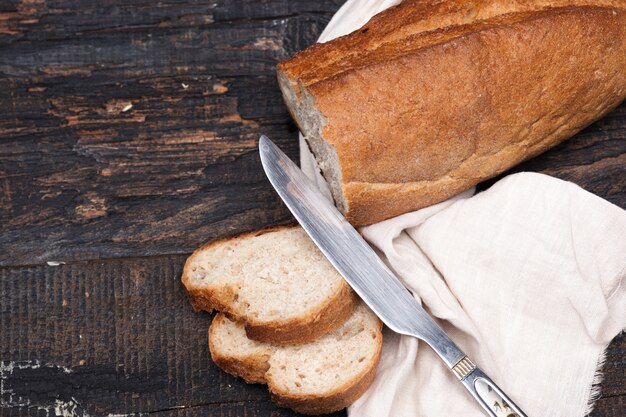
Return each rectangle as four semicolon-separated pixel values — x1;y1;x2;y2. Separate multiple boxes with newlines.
298;2;626;416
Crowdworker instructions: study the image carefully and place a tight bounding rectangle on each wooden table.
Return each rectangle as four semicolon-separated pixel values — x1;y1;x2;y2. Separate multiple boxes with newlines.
1;1;624;416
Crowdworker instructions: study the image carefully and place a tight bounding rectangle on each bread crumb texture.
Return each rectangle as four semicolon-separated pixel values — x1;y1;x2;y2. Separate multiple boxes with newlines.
185;227;345;320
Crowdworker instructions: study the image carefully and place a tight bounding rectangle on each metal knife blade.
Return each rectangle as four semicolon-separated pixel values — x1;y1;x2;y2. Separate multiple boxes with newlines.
259;135;528;417
258;135;462;365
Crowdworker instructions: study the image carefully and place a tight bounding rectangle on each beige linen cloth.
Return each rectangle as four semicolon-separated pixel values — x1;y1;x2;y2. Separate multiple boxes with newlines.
298;1;626;416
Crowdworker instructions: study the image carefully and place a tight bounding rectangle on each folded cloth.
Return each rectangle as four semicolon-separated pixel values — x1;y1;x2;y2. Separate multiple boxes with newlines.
298;2;626;416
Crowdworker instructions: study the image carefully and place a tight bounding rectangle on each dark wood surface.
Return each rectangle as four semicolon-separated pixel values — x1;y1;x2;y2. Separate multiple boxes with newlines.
0;1;624;416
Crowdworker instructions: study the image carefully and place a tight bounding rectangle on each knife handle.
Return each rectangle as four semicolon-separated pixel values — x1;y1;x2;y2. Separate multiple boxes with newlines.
452;357;528;417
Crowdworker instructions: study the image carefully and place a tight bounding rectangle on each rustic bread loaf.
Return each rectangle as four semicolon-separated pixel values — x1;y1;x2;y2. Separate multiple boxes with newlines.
277;0;626;226
209;302;383;415
181;226;359;344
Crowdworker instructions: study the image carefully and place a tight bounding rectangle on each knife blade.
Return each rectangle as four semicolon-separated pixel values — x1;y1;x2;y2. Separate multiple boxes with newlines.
259;135;528;417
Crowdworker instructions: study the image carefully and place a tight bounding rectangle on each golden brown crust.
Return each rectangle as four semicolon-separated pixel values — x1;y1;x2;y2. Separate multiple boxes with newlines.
208;314;270;384
278;2;626;226
181;225;359;344
279;1;626;85
267;319;384;415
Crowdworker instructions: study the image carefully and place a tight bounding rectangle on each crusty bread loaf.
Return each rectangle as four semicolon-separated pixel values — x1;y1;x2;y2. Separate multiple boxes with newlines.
181;226;359;344
209;303;383;415
277;0;626;226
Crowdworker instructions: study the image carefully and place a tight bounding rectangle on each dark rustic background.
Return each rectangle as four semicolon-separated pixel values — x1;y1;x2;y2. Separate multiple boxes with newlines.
0;1;624;416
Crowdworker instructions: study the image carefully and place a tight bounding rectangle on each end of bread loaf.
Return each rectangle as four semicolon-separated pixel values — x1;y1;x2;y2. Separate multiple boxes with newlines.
277;69;348;214
209;303;382;415
182;226;359;344
277;2;626;226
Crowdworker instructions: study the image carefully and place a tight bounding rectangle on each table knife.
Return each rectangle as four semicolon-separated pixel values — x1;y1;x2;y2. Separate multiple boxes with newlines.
259;135;528;417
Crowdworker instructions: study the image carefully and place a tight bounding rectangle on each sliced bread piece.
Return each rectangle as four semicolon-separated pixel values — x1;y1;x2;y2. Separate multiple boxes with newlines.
209;303;383;415
182;226;359;344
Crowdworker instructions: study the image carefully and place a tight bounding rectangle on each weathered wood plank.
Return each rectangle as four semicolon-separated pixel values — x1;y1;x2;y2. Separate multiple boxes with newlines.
0;255;344;416
0;256;624;416
0;0;343;266
1;0;624;267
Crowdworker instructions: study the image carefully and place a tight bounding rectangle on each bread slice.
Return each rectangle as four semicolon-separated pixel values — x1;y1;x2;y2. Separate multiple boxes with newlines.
277;0;626;226
181;226;359;344
209;303;383;415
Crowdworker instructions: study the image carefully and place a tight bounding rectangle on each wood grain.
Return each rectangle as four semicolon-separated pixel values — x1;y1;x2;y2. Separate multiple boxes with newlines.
0;256;346;416
0;256;624;416
0;256;342;416
0;0;343;267
0;0;625;416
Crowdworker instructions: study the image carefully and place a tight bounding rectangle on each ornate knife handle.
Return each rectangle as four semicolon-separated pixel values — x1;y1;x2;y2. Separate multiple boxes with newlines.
452;357;527;417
